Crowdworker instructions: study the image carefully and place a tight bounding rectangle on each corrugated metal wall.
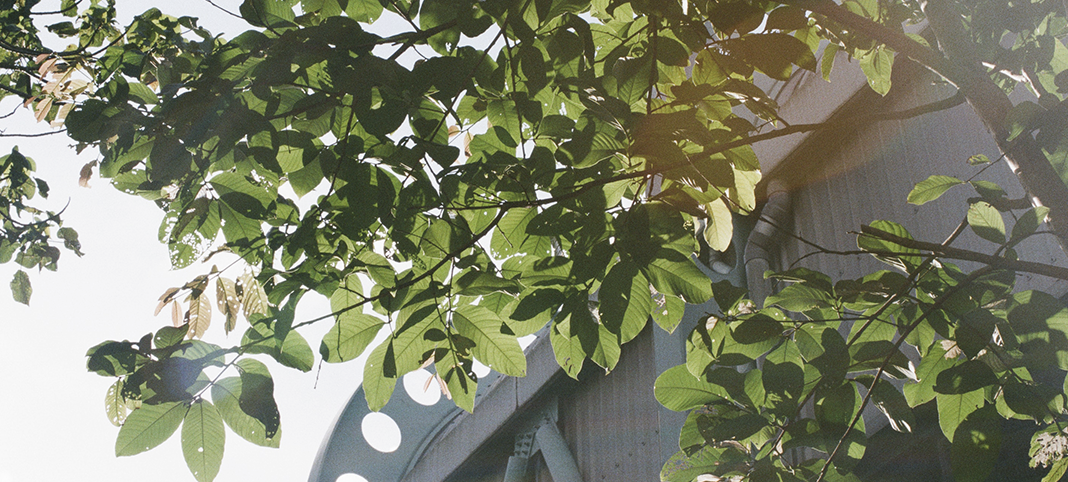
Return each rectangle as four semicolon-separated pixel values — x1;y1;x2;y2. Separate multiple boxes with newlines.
534;327;662;482
771;67;1068;295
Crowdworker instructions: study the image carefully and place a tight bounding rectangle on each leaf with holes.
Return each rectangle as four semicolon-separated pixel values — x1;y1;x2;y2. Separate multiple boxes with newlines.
10;269;30;305
968;202;1006;244
182;399;225;482
105;379;128;427
239;273;270;319
210;377;280;448
115;401;187;456
186;294;212;339
216;277;240;334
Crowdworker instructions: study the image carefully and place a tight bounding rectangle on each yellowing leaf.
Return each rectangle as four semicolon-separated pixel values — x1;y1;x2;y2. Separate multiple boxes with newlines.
105;379;128;427
186;295;212;339
239;273;270;319
216;277;240;334
34;97;52;123
171;301;183;328
155;286;180;316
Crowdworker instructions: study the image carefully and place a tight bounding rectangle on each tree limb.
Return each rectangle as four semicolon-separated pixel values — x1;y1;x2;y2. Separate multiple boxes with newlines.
860;224;1068;280
788;0;1068;257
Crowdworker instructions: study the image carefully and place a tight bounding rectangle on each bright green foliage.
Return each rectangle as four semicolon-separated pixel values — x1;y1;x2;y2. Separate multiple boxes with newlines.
663;173;1068;481
0;0;1054;479
0;148;81;304
116;401;187;456
72;0;788;454
182;400;225;482
907;175;962;205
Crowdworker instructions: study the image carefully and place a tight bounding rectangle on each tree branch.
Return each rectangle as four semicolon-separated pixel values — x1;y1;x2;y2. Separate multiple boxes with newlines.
788;0;1068;258
860;224;1068;280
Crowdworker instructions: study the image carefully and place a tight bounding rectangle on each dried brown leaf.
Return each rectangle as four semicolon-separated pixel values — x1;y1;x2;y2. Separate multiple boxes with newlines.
37;57;57;77
78;160;97;188
34;97;52;123
154;286;180;315
171;301;183;328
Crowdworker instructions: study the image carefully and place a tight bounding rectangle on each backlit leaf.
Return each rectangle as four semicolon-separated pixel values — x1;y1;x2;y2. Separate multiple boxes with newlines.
10;269;30;305
908;175;963;205
320;312;385;363
116;401;187;456
210;377;280;448
105;379;128;427
186;294;212;339
968;201;1006;244
454;304;526;377
182;400;225;482
216;278;240;334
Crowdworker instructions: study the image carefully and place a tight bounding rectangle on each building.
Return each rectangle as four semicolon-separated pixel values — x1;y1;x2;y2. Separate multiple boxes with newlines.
307;48;1068;482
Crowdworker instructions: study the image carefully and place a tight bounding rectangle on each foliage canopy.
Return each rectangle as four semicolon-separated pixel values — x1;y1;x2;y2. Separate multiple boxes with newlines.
8;0;1068;481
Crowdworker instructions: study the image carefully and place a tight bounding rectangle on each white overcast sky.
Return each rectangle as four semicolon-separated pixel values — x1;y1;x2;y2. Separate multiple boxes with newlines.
0;2;385;481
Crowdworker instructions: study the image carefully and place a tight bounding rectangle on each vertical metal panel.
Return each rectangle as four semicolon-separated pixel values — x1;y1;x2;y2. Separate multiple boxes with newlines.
773;70;1068;294
551;328;662;482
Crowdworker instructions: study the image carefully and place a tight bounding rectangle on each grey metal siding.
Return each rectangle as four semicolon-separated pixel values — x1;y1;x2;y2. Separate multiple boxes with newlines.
770;66;1068;294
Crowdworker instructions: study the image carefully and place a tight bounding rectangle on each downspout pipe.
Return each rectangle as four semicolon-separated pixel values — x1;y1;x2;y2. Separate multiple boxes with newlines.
744;179;792;308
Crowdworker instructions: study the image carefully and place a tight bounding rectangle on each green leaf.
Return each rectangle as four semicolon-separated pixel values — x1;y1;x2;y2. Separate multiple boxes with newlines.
907;175;963;205
234;359;280;439
968;201;1006;244
599;260;653;343
278;330;315;372
859;46;893;96
858;220;922;272
453;304;527;377
210;377;280;448
182;400;225;482
320;312;385;363
858;376;915;433
363;340;398;411
936;389;984;443
721;33;817;81
654;365;726;411
115;401;187;456
1043;458;1068;482
1011;206;1050;244
10;269;30;305
642;250;713;304
703;198;733;251
764;284;833;312
454;270;522;296
731;315;783;344
934;360;998;395
904;344;957;407
950;406;1001;482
